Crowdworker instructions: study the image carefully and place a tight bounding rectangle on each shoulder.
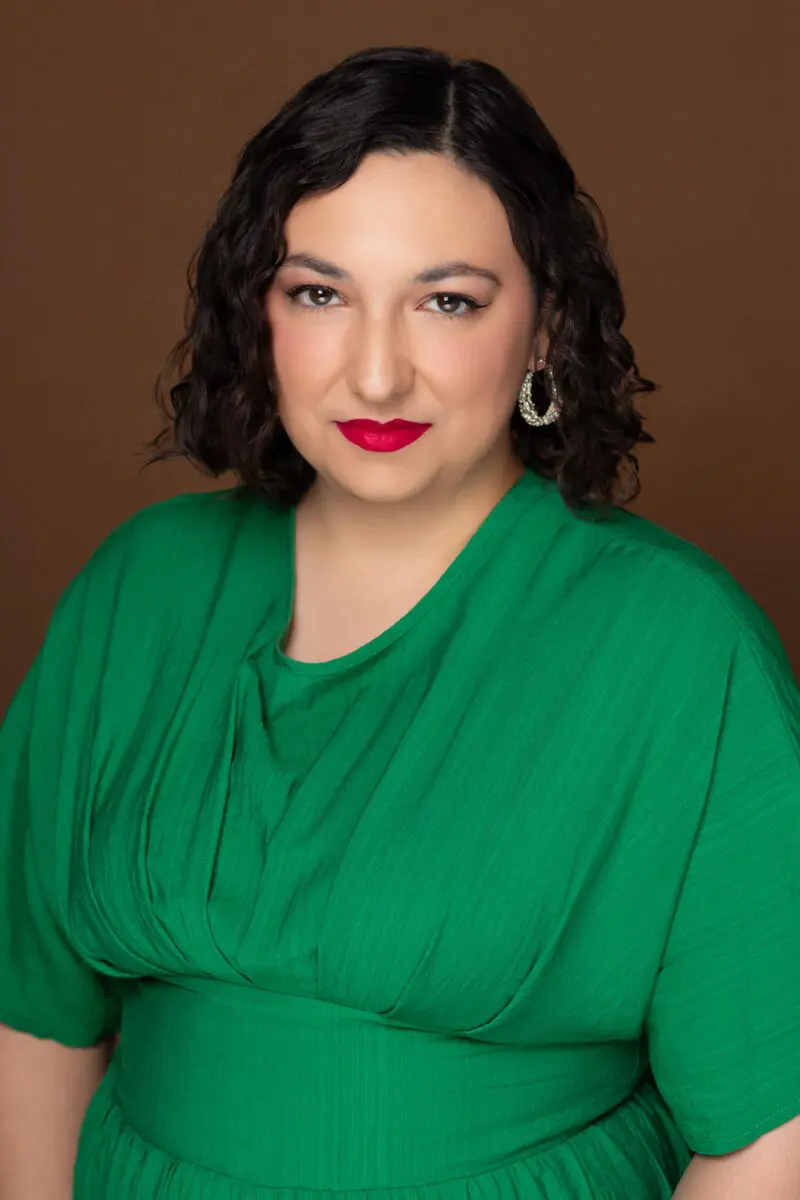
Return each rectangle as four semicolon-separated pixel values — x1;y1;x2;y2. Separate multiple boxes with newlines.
528;488;795;701
541;495;799;784
46;486;286;662
76;486;280;598
93;486;275;567
553;497;779;653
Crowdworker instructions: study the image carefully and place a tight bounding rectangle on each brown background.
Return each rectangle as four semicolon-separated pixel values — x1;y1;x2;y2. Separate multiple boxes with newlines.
1;1;798;711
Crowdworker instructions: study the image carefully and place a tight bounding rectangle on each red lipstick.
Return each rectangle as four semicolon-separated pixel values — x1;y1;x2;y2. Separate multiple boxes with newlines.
336;419;432;453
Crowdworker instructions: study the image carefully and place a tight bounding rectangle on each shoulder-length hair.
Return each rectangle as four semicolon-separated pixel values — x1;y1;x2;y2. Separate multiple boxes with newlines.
151;44;656;513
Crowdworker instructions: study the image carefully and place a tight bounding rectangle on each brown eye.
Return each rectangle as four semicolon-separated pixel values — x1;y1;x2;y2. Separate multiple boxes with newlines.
287;285;340;308
425;292;483;318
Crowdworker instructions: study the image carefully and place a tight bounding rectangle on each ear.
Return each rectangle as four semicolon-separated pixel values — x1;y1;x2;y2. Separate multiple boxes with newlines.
531;290;557;367
529;332;550;372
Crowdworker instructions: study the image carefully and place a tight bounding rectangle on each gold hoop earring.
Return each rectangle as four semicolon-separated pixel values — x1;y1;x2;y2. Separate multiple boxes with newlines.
517;359;562;427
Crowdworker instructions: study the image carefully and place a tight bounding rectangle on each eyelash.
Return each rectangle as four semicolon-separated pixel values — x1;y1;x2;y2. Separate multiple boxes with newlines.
284;284;486;319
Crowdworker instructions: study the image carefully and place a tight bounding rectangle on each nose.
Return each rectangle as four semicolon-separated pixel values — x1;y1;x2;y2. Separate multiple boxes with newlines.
345;308;414;409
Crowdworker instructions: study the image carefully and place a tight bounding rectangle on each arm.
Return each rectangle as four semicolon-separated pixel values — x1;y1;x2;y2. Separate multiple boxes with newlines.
0;1023;112;1198
641;599;800;1189
673;1113;800;1197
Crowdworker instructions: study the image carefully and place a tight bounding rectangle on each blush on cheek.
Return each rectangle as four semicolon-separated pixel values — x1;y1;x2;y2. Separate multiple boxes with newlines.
267;321;344;410
269;323;305;367
266;309;307;381
268;295;342;356
440;339;520;404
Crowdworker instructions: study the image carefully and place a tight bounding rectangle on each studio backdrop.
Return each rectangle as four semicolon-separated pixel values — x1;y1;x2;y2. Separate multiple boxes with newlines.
1;0;798;709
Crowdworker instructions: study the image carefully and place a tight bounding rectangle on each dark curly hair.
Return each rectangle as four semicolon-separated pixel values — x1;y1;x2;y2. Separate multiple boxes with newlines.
150;44;657;513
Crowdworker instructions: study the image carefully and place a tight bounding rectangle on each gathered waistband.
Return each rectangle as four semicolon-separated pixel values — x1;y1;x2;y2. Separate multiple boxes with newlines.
113;977;645;1190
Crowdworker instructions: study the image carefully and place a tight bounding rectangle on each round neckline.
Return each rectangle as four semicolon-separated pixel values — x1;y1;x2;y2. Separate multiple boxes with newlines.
271;467;547;678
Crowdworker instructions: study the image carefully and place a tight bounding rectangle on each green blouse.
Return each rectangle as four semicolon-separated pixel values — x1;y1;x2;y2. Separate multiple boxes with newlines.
1;466;799;1199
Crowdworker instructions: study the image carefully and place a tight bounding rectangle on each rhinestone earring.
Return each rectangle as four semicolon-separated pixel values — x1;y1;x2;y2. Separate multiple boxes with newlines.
517;358;562;427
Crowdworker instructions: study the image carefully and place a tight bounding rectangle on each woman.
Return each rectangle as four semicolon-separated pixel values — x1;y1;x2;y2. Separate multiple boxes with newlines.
1;43;799;1200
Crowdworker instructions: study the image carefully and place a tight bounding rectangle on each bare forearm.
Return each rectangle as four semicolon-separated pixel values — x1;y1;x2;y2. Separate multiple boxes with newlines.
674;1154;751;1197
674;1126;800;1197
0;1023;111;1198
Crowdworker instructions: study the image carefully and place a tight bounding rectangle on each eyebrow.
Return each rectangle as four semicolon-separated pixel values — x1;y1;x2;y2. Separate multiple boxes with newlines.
280;253;501;287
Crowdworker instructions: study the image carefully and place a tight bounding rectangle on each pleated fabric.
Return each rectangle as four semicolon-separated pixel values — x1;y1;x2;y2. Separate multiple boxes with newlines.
2;467;799;1198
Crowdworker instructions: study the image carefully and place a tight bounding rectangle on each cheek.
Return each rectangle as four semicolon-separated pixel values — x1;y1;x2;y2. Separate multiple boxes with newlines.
266;302;341;390
420;322;527;405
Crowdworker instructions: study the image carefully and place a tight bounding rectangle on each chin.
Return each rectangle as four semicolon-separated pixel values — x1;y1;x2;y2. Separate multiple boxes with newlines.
317;459;437;505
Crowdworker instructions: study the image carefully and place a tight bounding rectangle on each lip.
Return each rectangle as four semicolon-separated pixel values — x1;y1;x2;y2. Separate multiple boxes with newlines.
336;419;432;453
339;419;429;430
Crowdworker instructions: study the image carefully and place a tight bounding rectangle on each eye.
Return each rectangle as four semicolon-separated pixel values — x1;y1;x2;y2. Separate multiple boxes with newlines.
286;284;342;309
424;292;485;318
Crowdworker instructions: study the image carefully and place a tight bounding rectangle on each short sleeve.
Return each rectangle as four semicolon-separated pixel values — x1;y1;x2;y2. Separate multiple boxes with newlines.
0;570;124;1047
646;599;800;1154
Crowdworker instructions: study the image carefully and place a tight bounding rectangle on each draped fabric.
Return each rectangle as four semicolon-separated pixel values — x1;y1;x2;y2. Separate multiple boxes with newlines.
2;468;799;1198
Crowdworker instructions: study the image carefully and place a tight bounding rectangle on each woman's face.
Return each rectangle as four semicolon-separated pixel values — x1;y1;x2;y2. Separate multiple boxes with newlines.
265;151;540;505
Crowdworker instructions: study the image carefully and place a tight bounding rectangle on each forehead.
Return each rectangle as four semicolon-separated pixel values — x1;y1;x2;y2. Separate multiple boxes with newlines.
283;152;519;271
